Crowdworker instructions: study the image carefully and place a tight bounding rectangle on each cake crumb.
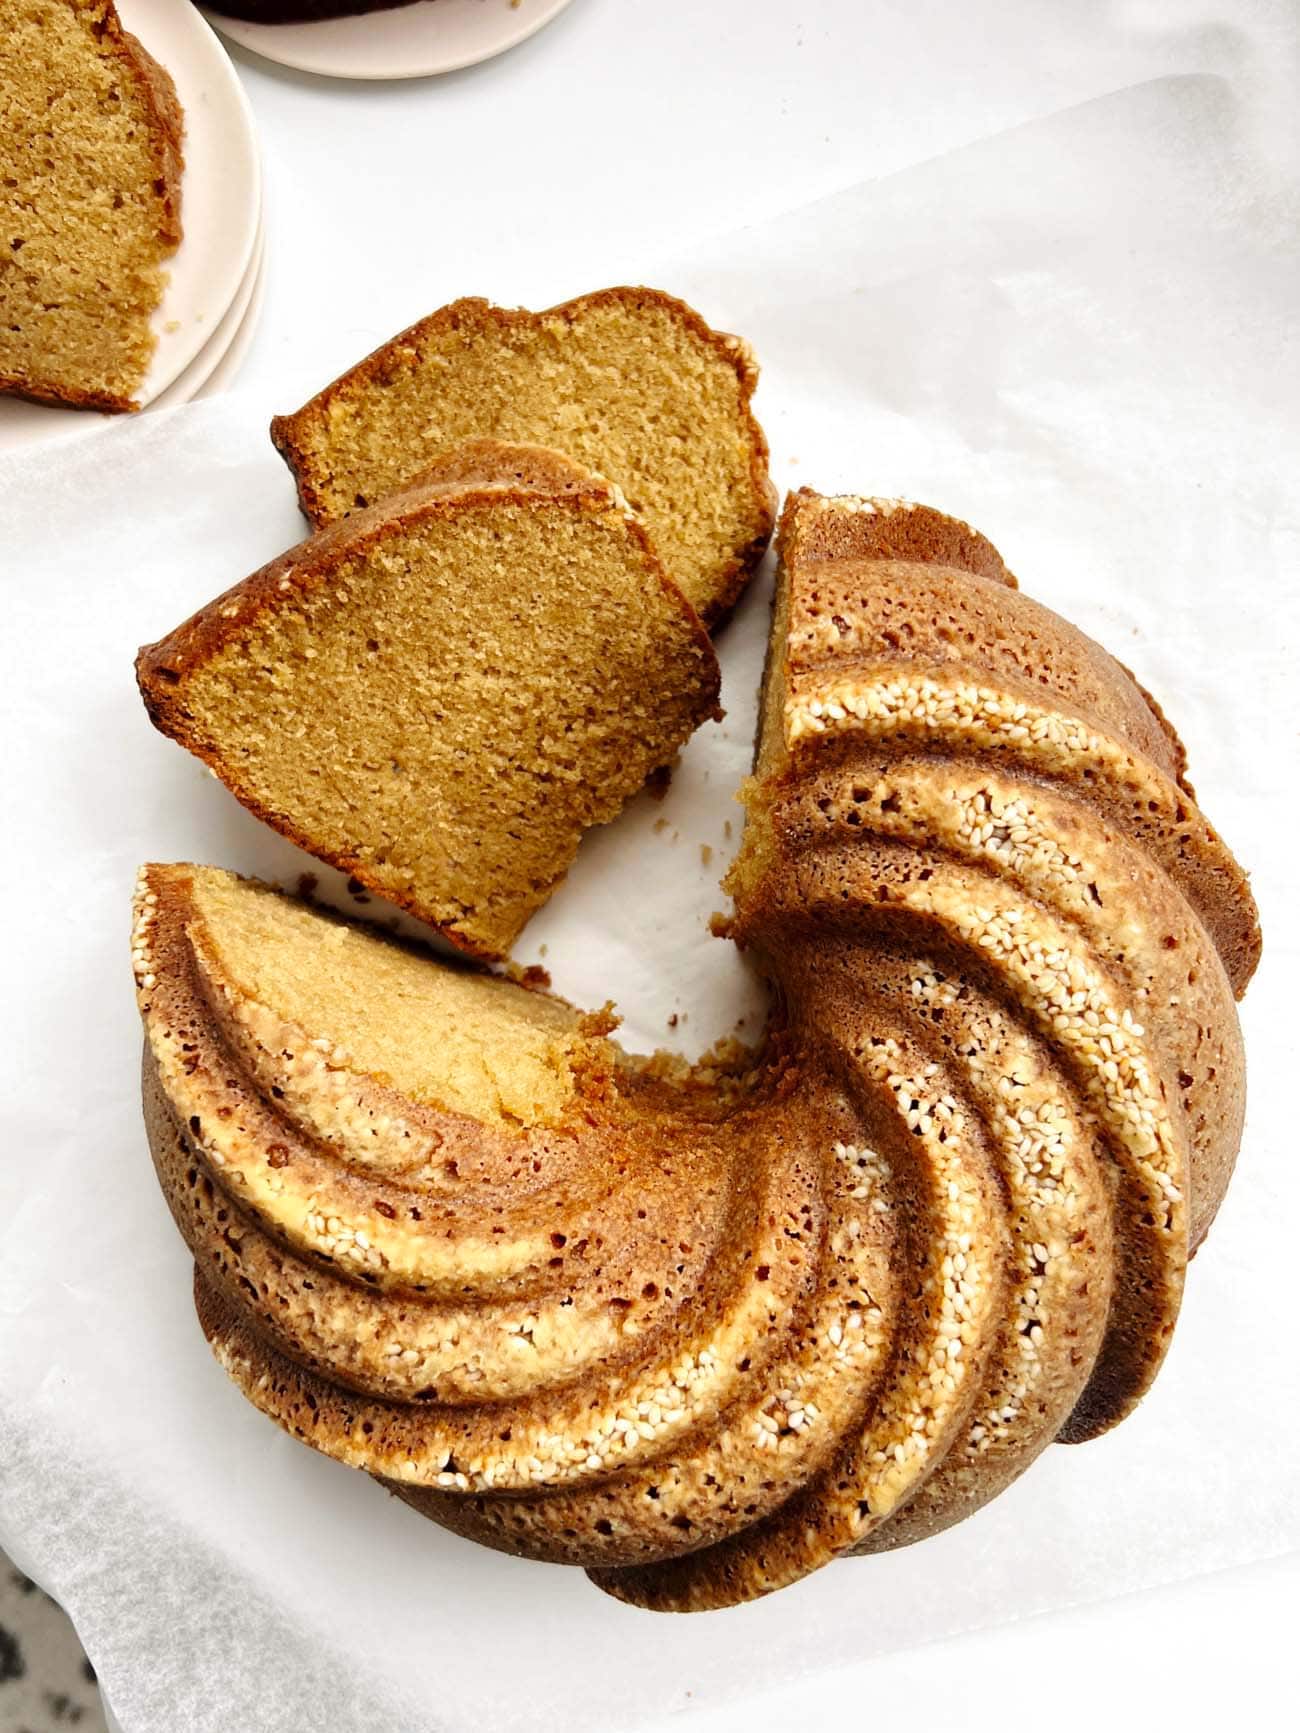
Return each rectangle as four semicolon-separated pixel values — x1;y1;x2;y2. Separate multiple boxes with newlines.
700;843;713;866
501;953;562;993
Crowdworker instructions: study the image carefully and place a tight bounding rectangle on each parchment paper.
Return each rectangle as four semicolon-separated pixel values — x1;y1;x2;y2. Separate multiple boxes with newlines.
2;71;1298;1733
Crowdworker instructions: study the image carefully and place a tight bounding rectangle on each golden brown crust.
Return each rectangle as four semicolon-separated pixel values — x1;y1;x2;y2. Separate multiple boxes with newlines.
779;488;1017;589
1113;657;1192;795
268;286;776;628
0;370;137;415
770;491;1261;994
120;24;185;251
0;0;184;414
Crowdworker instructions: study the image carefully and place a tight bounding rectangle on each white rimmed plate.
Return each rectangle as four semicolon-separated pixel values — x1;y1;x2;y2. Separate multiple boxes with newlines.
0;0;261;449
152;210;267;409
192;245;268;401
203;0;576;82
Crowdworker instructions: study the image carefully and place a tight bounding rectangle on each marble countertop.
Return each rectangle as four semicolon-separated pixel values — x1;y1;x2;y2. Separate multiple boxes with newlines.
0;1553;105;1733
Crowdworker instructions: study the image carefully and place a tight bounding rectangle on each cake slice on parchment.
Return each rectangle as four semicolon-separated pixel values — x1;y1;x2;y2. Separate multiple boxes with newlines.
136;440;722;960
270;287;776;628
0;0;184;413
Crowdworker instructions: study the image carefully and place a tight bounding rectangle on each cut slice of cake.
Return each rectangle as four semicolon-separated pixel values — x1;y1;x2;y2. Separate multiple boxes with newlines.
0;0;184;413
136;441;721;960
269;287;776;627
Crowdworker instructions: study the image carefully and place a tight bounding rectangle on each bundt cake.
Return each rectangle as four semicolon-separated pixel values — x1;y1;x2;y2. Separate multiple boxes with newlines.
136;440;721;960
269;287;776;627
132;490;1259;1612
0;0;184;413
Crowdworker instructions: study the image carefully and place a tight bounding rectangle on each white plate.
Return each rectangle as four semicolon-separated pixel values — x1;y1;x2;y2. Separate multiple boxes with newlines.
152;210;267;409
204;0;576;81
0;0;261;449
191;234;269;402
187;236;268;404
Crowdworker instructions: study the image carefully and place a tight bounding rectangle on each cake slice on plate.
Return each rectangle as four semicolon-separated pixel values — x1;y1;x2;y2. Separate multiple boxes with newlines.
0;0;184;413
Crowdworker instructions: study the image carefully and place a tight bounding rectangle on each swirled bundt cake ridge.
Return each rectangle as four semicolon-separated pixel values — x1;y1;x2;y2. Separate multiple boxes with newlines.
133;489;1258;1611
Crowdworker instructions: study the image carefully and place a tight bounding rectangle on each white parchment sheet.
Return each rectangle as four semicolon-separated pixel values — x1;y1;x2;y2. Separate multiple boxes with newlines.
2;73;1298;1733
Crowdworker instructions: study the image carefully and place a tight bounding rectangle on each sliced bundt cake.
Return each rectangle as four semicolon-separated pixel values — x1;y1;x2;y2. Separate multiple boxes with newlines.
133;490;1259;1610
136;441;721;959
0;0;184;412
270;288;776;626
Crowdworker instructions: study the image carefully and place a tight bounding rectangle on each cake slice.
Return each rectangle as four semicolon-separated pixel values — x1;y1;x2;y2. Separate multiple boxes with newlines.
136;442;721;959
269;287;776;627
0;0;184;413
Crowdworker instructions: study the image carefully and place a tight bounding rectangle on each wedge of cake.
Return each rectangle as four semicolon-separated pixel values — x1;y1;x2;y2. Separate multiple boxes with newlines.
270;287;775;627
0;0;184;412
136;441;721;959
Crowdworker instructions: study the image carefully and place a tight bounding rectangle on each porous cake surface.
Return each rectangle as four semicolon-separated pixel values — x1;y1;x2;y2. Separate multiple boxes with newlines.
136;443;721;959
269;287;776;626
134;493;1259;1612
181;866;608;1129
0;0;184;412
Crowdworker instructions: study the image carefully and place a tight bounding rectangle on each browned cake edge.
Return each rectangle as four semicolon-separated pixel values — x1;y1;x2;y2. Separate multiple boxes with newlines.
267;285;777;626
0;0;185;415
780;488;1018;590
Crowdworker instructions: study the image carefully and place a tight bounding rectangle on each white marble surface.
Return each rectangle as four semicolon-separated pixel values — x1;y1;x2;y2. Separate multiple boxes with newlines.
0;1554;106;1733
